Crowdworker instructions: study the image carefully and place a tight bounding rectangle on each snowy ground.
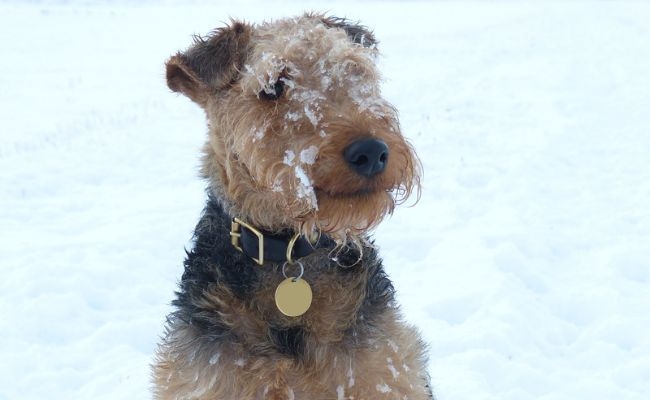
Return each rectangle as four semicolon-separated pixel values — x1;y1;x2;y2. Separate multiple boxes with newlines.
1;1;649;399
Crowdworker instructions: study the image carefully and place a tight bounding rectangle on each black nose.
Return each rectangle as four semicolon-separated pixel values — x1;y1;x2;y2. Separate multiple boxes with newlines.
343;138;389;178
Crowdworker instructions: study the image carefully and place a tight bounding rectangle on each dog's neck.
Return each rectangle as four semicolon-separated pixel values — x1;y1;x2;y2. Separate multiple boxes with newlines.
176;193;382;329
205;192;340;265
229;217;331;265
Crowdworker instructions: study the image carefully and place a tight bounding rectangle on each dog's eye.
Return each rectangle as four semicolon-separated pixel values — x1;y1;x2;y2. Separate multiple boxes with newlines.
259;80;285;101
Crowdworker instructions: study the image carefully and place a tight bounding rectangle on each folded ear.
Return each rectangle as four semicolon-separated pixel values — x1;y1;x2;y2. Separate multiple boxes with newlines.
322;16;377;48
166;21;252;105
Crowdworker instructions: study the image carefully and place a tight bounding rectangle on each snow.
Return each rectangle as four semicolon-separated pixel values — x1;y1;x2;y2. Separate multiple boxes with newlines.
284;149;296;165
347;361;356;388
386;357;400;380
336;385;345;400
283;149;319;207
376;382;393;394
1;1;649;400
294;165;317;207
299;146;319;165
208;353;220;365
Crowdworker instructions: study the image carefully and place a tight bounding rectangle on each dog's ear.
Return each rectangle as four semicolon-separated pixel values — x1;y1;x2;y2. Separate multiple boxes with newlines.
166;21;252;105
322;16;377;48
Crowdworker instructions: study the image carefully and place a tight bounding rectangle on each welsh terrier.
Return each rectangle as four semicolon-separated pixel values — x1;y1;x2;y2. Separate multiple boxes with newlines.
153;13;433;400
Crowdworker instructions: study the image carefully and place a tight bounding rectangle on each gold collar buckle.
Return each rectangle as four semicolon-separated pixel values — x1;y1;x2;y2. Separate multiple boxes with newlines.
230;218;264;265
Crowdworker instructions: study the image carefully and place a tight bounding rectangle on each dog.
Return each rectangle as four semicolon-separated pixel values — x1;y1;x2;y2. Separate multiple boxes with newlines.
153;13;433;400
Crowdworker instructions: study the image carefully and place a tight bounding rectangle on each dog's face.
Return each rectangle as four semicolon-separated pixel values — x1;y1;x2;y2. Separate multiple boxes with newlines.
167;14;419;241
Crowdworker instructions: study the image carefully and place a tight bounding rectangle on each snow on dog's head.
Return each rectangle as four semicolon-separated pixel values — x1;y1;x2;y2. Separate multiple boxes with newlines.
166;13;420;242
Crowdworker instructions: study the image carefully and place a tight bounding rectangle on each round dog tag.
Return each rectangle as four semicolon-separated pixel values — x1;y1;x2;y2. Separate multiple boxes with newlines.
275;278;312;317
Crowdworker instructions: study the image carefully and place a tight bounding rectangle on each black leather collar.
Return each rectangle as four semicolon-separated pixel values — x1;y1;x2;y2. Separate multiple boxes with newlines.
230;218;330;265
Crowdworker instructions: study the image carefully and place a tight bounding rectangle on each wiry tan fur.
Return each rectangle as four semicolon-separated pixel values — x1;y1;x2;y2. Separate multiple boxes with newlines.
154;249;431;400
169;14;420;242
153;13;430;400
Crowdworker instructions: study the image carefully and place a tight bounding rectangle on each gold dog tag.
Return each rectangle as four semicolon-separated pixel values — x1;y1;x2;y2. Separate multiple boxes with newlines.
275;278;312;317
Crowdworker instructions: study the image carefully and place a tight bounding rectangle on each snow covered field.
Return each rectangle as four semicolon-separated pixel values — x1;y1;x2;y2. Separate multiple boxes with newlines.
1;1;649;399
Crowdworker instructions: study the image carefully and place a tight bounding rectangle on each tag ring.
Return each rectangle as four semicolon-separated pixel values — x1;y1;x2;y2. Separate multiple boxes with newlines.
282;261;304;281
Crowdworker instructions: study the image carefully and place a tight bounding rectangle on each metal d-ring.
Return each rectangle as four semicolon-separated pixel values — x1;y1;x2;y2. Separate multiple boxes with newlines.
282;260;304;282
285;232;301;264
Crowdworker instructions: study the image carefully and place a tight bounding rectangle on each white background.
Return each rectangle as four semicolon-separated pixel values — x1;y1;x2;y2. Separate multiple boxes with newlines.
1;1;649;399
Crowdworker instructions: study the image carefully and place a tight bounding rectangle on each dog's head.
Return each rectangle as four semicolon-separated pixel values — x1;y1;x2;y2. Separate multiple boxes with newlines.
166;14;420;242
